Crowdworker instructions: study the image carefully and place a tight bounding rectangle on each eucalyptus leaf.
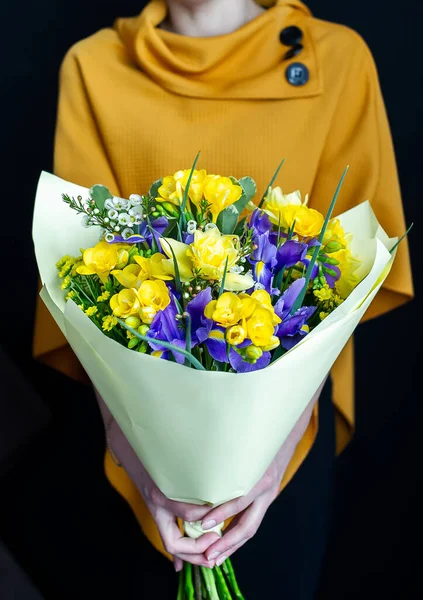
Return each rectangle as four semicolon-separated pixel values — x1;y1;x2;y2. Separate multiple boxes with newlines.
148;178;162;199
90;185;113;211
216;204;240;234
239;176;257;202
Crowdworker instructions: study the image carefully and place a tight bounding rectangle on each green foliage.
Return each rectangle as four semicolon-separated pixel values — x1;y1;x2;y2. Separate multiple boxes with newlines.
89;184;113;211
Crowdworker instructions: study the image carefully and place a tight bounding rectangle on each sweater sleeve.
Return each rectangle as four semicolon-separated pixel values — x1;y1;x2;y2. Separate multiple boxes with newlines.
310;32;414;448
32;47;120;379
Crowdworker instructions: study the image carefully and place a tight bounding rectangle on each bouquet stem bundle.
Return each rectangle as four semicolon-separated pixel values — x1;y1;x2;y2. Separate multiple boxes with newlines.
178;560;244;600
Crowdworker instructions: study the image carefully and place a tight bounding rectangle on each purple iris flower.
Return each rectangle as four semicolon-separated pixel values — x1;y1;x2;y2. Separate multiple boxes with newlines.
275;240;308;272
249;232;278;292
249;209;272;236
274;278;316;350
109;216;169;247
147;288;213;363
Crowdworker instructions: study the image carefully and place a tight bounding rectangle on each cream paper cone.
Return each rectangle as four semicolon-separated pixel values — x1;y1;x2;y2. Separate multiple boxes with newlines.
33;171;397;505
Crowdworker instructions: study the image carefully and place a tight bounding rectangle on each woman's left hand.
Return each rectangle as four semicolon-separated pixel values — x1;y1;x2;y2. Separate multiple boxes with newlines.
200;377;328;566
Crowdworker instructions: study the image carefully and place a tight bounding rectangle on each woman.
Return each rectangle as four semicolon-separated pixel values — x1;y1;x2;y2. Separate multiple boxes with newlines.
33;0;413;597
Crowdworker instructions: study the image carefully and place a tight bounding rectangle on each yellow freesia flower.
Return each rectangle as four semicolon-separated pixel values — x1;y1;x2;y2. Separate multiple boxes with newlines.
157;169;208;208
205;293;254;328
280;205;324;238
134;254;173;281
246;307;276;348
250;289;282;326
262;187;306;226
77;241;118;284
162;227;254;291
137;280;171;324
323;219;360;298
110;288;141;318
226;322;247;346
112;263;149;289
203;176;242;222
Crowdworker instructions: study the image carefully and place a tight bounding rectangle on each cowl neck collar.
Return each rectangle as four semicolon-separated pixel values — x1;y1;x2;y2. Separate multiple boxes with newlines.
115;0;322;99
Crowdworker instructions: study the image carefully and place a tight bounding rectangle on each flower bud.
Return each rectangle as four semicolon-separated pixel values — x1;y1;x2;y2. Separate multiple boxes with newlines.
226;324;246;346
323;267;339;277
244;345;263;361
322;241;344;254
162;202;180;217
138;324;150;336
125;316;141;329
116;249;129;269
323;256;339;265
128;337;139;349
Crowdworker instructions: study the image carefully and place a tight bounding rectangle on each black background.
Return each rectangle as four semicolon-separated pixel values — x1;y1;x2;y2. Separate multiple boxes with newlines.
0;1;421;598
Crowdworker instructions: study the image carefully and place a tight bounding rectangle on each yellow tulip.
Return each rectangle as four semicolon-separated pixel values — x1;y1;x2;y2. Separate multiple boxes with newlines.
110;288;141;318
203;176;243;222
77;241;118;283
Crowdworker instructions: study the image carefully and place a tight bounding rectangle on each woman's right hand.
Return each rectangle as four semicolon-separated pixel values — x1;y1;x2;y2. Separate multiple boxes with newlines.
95;390;220;571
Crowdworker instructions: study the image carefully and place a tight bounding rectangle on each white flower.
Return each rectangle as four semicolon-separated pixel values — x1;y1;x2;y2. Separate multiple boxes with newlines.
81;215;91;228
229;265;243;274
118;212;131;226
122;228;135;240
129;194;142;206
104;217;110;223
254;282;265;291
114;225;121;232
187;220;197;234
205;222;217;231
113;197;129;210
93;208;100;215
105;232;115;242
104;199;115;210
129;206;143;217
108;209;118;220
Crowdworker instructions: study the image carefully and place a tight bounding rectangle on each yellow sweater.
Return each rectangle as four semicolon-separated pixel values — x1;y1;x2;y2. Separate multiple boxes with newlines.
33;0;413;559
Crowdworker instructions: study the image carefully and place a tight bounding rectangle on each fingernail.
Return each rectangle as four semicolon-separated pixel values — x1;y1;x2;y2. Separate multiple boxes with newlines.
202;519;217;530
216;555;227;567
207;551;220;561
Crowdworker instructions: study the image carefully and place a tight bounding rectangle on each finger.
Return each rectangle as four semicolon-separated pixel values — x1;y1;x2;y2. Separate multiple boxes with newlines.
173;556;184;572
205;494;270;561
174;553;215;568
155;507;220;558
163;498;212;523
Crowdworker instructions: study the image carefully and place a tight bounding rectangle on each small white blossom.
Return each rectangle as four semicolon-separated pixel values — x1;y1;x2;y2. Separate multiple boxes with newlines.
93;208;100;215
229;265;243;274
104;217;109;223
240;257;246;263
129;206;143;217
104;199;115;210
113;197;129;210
122;227;135;240
205;222;217;231
129;194;142;206
114;225;121;232
108;209;118;220
187;220;197;234
118;212;131;226
81;215;91;228
254;282;265;291
105;232;115;242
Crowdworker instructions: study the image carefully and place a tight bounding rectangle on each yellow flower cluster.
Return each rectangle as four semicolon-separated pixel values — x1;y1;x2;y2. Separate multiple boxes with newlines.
205;290;281;353
323;219;361;298
56;255;79;279
157;169;242;222
161;227;254;291
110;279;170;325
313;284;343;312
262;186;324;238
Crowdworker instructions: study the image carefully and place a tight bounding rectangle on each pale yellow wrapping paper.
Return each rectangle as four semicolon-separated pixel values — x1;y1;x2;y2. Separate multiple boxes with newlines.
33;172;397;505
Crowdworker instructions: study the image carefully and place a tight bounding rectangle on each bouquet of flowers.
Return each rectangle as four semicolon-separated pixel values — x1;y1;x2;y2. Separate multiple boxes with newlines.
33;159;402;599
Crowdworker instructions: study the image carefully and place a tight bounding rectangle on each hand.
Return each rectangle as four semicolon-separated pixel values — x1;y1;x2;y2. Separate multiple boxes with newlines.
94;390;220;571
200;377;328;566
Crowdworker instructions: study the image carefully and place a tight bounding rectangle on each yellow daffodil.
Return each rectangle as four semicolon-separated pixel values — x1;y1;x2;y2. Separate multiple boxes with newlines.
203;176;242;222
246;307;277;347
161;227;254;291
77;241;118;284
110;288;141;318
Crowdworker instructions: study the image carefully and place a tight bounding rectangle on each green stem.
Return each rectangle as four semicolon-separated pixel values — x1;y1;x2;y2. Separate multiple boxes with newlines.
70;281;93;306
258;158;285;209
177;568;185;600
184;562;195;600
280;266;294;294
200;567;219;600
193;565;202;600
214;566;233;599
223;559;245;600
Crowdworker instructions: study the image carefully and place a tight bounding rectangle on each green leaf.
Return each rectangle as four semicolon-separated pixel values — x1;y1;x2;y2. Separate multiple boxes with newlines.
233;216;247;237
258;158;285;209
389;222;414;254
166;241;182;294
148;178;162;199
238;176;257;202
290;165;349;315
218;257;229;297
90;185;113;211
216;204;240;234
179;151;201;230
118;320;205;371
163;218;178;238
